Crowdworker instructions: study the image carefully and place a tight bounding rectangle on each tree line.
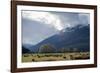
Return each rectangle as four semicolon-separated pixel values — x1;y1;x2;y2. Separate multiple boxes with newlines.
22;44;80;54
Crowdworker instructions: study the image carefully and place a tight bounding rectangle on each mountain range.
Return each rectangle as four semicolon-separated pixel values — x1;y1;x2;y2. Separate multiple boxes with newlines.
22;24;90;53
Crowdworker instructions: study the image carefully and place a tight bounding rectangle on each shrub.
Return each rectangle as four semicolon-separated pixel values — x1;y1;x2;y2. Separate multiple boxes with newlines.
32;59;35;61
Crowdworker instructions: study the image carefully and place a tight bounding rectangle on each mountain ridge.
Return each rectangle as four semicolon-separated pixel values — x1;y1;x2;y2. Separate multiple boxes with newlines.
22;24;90;53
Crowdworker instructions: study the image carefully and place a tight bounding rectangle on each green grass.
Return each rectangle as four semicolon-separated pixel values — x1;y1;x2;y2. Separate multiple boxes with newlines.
22;52;90;62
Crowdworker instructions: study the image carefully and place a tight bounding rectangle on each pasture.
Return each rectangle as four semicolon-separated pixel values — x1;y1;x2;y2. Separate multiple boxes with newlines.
22;52;90;62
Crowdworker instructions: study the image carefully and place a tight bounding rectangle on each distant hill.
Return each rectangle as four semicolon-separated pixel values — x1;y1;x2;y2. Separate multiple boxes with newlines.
22;44;33;51
22;46;30;54
23;24;90;53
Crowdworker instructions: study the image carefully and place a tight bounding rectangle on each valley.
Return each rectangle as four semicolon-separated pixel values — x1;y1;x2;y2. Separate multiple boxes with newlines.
22;52;90;62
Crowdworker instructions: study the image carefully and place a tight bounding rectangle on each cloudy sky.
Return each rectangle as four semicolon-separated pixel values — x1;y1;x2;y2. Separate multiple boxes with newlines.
22;10;90;45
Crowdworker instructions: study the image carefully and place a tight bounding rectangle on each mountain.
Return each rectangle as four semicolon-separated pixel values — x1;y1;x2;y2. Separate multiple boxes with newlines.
22;44;33;51
28;24;90;53
22;46;30;54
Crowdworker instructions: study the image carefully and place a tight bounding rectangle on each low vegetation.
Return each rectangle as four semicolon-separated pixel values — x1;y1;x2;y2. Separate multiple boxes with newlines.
22;44;90;62
22;52;90;62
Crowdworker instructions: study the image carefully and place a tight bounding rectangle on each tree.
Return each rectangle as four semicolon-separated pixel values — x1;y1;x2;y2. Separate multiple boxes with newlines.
72;48;79;52
38;44;57;53
61;48;71;53
60;47;79;53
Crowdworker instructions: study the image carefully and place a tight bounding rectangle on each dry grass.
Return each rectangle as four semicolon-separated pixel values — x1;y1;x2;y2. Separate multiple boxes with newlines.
22;52;90;62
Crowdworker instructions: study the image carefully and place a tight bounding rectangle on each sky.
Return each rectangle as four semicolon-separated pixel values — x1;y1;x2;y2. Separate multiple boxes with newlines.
22;10;90;45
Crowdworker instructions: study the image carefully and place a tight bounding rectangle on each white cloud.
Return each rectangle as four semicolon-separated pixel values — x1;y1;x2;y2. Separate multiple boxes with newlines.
22;11;90;32
22;11;64;30
22;11;90;45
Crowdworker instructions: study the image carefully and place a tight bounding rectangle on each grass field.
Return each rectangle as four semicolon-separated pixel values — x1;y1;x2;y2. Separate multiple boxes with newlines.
22;52;90;62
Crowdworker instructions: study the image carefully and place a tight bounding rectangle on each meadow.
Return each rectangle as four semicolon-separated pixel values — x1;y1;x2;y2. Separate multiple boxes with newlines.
22;52;90;62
